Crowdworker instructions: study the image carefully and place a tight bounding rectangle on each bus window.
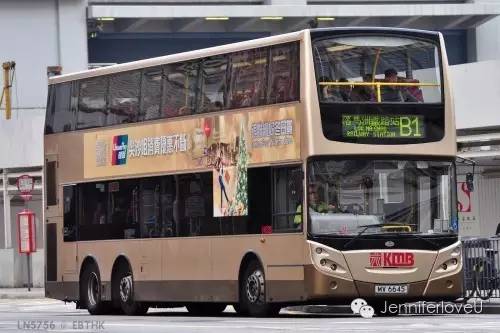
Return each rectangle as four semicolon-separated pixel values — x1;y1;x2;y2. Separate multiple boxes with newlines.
199;55;229;113
272;166;303;233
268;42;299;104
77;77;108;129
45;85;56;134
46;161;57;206
162;61;199;118
313;36;442;104
140;67;163;121
140;179;162;238
229;47;268;109
160;176;176;237
78;182;109;240
52;83;74;133
109;179;139;239
176;173;217;237
63;185;77;242
107;70;140;125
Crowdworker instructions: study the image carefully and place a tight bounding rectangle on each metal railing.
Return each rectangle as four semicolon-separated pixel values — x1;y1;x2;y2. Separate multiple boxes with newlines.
462;237;500;300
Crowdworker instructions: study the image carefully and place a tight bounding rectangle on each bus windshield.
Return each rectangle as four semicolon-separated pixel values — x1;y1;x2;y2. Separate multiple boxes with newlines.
313;35;442;103
307;159;455;236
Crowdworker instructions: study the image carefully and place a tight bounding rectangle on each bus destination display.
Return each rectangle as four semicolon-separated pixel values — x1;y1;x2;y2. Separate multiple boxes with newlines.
342;115;425;139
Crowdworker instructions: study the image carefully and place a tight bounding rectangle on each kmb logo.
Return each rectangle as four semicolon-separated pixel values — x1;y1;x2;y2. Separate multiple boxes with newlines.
369;252;415;267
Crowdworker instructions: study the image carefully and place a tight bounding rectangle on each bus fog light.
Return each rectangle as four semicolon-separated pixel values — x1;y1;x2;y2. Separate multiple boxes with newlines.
320;259;327;266
441;263;447;270
451;258;458;265
451;245;462;256
330;281;338;290
330;264;337;271
316;248;323;254
446;280;453;289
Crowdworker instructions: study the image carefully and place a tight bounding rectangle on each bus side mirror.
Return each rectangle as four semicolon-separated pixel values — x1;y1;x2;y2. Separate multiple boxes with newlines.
465;172;474;192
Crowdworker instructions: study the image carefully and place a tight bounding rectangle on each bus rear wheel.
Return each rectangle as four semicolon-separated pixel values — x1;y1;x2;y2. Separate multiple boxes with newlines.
80;263;110;315
240;260;281;317
113;266;149;316
186;303;227;316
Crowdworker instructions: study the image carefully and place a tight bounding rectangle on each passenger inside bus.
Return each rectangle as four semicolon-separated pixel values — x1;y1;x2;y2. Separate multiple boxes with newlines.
382;68;420;103
350;74;376;102
320;78;351;102
270;75;290;104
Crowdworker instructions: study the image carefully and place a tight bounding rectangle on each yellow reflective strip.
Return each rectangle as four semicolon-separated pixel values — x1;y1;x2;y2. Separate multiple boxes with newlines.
318;82;440;87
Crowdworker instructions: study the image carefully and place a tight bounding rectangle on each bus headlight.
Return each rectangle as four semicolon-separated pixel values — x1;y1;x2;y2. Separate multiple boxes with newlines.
309;241;353;279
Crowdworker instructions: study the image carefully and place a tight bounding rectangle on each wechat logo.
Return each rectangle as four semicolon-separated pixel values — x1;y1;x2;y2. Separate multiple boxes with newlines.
351;298;375;318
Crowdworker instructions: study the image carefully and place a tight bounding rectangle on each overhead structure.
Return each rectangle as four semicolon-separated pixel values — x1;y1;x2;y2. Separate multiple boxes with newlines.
87;1;500;34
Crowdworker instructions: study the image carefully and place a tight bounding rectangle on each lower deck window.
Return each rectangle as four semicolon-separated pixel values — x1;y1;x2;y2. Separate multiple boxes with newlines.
69;166;302;241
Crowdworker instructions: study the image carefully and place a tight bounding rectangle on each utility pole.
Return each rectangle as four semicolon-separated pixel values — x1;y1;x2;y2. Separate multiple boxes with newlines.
2;61;15;120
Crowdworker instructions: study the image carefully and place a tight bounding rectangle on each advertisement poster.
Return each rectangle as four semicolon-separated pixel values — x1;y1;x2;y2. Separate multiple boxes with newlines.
83;105;300;179
457;179;479;237
212;124;249;217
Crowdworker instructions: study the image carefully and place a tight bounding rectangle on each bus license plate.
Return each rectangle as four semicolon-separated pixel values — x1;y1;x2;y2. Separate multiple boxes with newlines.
375;285;408;294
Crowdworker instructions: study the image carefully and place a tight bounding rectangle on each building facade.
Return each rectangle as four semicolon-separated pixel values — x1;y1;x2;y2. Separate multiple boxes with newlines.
0;0;499;286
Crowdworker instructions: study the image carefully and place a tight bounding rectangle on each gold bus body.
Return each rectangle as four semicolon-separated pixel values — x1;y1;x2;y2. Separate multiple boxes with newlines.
44;29;461;307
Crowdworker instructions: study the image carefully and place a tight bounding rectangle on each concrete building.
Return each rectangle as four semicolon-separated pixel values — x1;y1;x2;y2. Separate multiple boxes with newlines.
0;0;500;286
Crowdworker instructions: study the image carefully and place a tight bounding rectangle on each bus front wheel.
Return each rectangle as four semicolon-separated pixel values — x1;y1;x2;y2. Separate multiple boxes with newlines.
114;266;149;316
240;260;280;317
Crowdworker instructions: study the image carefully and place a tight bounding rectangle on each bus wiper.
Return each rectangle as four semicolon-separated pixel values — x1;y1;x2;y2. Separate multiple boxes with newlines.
398;231;439;248
343;223;399;249
343;223;440;249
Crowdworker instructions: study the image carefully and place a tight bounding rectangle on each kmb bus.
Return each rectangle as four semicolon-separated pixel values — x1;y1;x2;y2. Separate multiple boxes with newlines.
44;28;461;316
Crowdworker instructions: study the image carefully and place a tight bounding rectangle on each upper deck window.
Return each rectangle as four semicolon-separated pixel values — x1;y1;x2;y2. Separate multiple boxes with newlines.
139;67;163;121
268;43;299;104
45;82;73;134
313;36;442;104
162;61;199;118
229;47;268;108
108;71;140;125
200;55;229;113
46;41;300;135
77;77;108;129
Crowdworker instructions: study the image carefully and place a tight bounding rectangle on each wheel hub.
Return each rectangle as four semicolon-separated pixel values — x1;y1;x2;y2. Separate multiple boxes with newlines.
87;272;99;307
120;275;133;303
246;270;265;304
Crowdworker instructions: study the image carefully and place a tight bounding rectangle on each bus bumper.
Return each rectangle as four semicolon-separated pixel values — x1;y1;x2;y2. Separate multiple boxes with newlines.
304;265;463;302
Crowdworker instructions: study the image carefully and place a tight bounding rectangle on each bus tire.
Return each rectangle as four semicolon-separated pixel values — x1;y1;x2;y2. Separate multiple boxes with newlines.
80;263;110;315
240;260;280;317
114;265;149;316
233;303;248;316
186;303;227;316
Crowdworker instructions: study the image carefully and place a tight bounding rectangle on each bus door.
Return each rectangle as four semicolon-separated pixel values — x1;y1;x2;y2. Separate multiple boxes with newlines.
62;184;78;278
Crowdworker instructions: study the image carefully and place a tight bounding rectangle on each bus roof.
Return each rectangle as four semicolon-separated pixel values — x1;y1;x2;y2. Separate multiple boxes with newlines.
49;27;441;85
49;29;306;85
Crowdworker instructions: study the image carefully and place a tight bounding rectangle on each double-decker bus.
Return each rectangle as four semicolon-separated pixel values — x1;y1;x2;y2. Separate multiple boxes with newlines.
44;27;461;317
